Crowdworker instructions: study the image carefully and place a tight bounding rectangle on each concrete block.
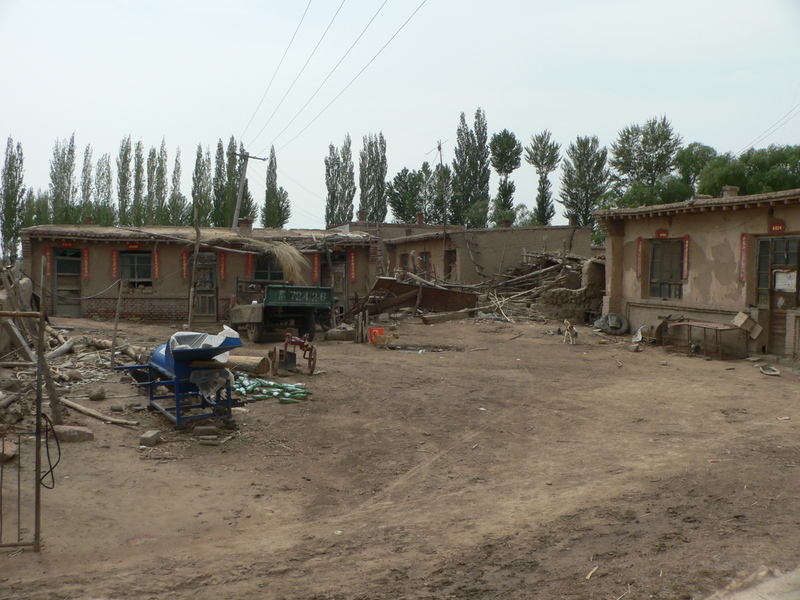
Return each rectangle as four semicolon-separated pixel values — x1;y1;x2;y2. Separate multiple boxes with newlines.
0;438;18;462
193;425;219;436
139;430;162;447
54;425;94;443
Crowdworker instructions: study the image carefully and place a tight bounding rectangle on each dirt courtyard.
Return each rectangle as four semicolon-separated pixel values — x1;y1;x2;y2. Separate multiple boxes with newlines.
2;314;800;600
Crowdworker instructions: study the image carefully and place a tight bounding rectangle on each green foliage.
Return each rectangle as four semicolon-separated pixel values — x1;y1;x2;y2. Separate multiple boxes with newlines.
116;136;132;226
358;132;388;222
608;116;682;207
324;134;356;228
146;146;158;224
154;139;169;224
1;137;25;260
697;145;800;197
387;167;424;223
489;129;523;226
93;153;117;226
426;162;452;226
49;133;77;224
212;140;227;226
559;135;610;228
262;146;291;228
20;189;51;229
166;148;189;225
234;141;257;221
191;144;213;227
524;130;561;225
131;141;146;227
451;108;490;227
79;145;93;223
675;142;716;190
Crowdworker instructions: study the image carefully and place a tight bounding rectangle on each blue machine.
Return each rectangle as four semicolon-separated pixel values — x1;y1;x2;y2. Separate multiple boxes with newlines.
119;330;243;429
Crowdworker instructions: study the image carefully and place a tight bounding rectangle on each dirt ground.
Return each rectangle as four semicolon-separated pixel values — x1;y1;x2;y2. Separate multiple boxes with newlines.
2;313;800;600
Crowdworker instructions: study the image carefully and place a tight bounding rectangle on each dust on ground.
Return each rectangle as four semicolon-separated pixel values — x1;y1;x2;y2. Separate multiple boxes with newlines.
2;315;800;600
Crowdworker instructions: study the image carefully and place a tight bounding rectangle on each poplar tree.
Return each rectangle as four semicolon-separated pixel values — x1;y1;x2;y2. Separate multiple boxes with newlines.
191;144;213;227
117;135;132;226
212;139;227;226
50;133;77;224
559;135;610;228
262;146;291;228
154;139;169;224
94;153;116;226
524;130;561;225
324;134;356;228
490;129;523;226
145;147;157;225
1;137;25;261
358;132;388;222
386;167;423;223
451;108;490;228
79;144;93;223
167;148;188;225
132;140;146;227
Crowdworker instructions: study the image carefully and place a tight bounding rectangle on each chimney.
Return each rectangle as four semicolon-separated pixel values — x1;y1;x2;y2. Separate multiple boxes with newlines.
721;186;740;198
84;216;93;225
567;213;579;227
357;209;366;222
416;212;424;226
238;217;254;235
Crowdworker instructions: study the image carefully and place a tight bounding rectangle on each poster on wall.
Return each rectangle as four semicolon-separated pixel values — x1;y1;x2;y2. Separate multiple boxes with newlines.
775;270;796;292
153;249;161;279
218;251;227;282
246;254;255;278
348;250;357;282
311;253;321;283
82;248;89;279
43;247;52;277
636;237;642;278
181;251;189;279
111;249;119;279
682;235;690;280
739;234;747;283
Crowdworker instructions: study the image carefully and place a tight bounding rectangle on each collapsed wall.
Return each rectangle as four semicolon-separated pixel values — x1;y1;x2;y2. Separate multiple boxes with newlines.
532;259;605;322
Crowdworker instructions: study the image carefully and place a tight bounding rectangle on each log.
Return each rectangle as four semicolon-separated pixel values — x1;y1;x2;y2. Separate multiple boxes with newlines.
420;306;491;325
45;325;67;345
0;392;22;410
45;337;77;360
60;397;139;426
2;320;35;362
190;355;269;375
86;338;150;363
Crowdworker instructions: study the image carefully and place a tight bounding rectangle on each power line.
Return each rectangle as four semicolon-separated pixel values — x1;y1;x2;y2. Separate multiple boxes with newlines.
240;0;313;144
737;100;800;155
256;0;390;156
246;0;347;152
276;0;429;153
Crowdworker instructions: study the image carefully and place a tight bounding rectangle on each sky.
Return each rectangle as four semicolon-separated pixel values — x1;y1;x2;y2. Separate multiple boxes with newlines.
2;0;800;229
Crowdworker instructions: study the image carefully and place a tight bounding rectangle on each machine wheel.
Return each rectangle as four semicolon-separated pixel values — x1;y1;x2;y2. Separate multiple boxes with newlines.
246;322;267;343
297;309;317;342
308;345;318;374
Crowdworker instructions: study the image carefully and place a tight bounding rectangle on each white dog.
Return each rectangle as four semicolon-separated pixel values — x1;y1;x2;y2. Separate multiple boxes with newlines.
563;319;578;345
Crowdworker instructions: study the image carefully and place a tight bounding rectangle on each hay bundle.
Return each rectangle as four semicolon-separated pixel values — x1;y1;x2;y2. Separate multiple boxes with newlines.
199;232;309;284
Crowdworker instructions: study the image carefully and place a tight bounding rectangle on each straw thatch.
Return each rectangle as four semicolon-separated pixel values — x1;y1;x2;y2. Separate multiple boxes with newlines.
199;232;309;284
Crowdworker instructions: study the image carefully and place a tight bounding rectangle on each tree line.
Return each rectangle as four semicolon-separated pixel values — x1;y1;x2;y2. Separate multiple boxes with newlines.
3;111;800;261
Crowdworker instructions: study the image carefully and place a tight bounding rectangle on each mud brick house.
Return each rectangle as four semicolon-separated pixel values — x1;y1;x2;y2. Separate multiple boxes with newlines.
382;224;593;285
595;186;800;358
20;221;376;323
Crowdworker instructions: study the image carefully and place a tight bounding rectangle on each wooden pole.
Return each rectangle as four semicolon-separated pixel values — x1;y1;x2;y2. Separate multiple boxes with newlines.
33;258;45;551
188;195;200;329
110;279;124;369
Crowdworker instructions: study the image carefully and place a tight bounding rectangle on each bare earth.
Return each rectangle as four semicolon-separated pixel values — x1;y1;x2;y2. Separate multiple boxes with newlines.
2;315;800;600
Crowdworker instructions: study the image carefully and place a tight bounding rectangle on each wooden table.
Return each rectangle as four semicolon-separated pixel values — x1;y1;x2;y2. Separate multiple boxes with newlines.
665;320;748;360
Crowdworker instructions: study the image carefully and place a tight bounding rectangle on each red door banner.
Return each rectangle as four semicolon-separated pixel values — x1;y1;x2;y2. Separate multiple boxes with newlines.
218;252;227;282
111;250;119;280
348;250;357;282
246;254;255;278
739;233;748;283
311;253;321;283
82;248;90;279
43;247;53;277
636;237;642;278
682;235;690;280
181;251;189;279
153;249;161;279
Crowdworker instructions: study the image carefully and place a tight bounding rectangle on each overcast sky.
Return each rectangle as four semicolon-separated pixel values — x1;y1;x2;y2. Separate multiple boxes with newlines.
2;0;799;229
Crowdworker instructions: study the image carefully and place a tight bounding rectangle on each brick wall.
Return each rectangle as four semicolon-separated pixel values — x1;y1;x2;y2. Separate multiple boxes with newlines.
83;292;232;322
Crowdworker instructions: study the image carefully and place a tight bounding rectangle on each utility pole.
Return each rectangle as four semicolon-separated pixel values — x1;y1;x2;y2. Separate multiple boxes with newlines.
231;151;267;231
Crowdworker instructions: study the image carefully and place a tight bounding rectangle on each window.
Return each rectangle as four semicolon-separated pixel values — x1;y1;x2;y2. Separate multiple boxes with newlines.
120;251;152;288
254;256;284;281
649;240;683;299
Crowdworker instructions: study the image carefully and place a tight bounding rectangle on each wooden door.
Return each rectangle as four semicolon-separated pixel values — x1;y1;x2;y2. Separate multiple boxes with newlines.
191;252;218;321
758;237;799;355
53;249;82;317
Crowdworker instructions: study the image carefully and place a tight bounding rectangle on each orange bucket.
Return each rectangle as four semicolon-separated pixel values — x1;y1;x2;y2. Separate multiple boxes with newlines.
369;327;385;343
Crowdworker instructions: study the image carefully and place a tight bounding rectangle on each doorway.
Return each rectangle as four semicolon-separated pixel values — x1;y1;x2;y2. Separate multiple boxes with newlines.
191;252;218;321
757;236;799;354
53;248;82;317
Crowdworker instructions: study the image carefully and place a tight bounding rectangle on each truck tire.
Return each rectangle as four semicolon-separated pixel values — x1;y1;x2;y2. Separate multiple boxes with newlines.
246;322;267;343
297;309;316;342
